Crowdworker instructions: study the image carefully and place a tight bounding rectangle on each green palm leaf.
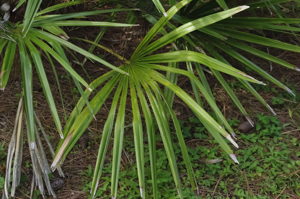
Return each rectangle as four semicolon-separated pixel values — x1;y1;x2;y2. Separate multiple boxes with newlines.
52;73;121;170
111;76;128;198
135;6;249;58
211;39;294;95
51;3;255;198
0;41;16;89
90;74;122;198
49;1;300;198
150;71;237;158
18;39;35;148
155;79;198;193
212;27;300;53
23;0;42;36
1;1;136;196
216;0;228;10
35;0;84;16
132;0;192;58
129;76;145;198
24;39;63;138
145;80;184;197
30;29;128;76
135;81;158;198
140;51;265;85
205;42;277;115
224;39;297;71
152;0;167;16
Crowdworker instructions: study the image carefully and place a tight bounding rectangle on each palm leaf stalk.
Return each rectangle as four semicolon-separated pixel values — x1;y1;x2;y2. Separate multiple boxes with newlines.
2;98;23;199
2;97;62;199
51;3;258;198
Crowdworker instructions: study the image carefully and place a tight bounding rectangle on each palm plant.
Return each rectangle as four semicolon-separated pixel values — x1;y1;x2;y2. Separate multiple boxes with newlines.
50;1;272;198
0;0;135;145
2;0;299;198
143;0;300;121
0;0;135;197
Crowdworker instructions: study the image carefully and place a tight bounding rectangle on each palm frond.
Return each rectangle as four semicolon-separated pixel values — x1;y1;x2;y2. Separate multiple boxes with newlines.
0;1;136;196
52;3;254;198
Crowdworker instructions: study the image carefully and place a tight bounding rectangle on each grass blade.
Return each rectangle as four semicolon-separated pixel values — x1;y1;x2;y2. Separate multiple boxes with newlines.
40;26;69;40
62;71;115;139
3;98;23;198
222;17;300;24
147;68;237;148
182;0;198;14
0;39;8;54
238;79;276;115
194;63;213;103
164;60;179;115
248;0;289;10
26;122;45;197
34;112;65;177
151;71;239;162
13;0;26;12
132;66;184;197
53;71;115;157
33;9;137;25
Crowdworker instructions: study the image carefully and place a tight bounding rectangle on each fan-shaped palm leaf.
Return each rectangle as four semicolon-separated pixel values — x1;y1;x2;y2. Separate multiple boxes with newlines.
52;4;255;198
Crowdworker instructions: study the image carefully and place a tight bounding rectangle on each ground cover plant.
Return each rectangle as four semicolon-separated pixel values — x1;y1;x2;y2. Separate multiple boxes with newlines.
73;113;300;198
1;0;300;198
